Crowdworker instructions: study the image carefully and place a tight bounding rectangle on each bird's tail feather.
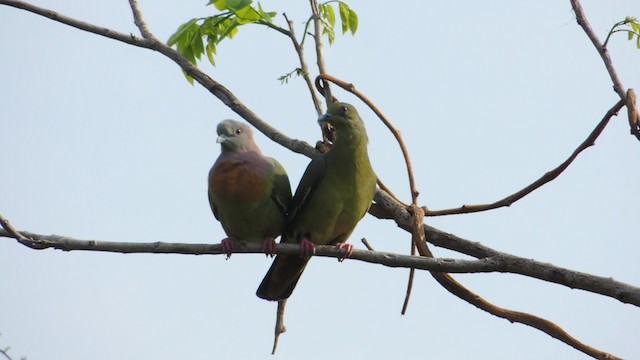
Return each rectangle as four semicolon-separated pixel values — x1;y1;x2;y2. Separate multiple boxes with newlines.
256;254;308;301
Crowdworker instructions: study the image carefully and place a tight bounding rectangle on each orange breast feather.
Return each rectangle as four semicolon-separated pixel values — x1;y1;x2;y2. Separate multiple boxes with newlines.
210;160;269;201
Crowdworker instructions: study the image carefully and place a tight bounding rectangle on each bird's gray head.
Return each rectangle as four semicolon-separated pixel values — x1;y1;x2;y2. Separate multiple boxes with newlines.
216;119;257;152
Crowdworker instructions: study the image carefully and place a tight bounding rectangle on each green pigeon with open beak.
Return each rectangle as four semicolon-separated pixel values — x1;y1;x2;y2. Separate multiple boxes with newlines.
256;102;377;300
208;119;292;258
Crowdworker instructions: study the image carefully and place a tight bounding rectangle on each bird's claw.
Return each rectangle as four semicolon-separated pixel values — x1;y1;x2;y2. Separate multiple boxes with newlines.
263;237;276;258
336;243;353;262
299;238;316;259
221;238;234;259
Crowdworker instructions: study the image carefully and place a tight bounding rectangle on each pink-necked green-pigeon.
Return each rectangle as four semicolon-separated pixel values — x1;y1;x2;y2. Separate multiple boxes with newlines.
256;103;377;300
208;119;292;258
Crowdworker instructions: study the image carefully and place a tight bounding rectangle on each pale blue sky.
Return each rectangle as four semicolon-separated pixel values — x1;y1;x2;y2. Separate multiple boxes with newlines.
1;1;639;359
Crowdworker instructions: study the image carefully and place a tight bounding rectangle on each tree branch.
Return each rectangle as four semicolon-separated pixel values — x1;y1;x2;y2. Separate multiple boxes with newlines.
430;272;621;360
372;190;640;307
0;0;316;159
380;203;624;359
0;0;152;47
282;13;323;116
317;74;422;205
1;228;638;307
309;0;332;106
128;0;156;40
424;99;626;215
0;347;14;360
569;0;627;99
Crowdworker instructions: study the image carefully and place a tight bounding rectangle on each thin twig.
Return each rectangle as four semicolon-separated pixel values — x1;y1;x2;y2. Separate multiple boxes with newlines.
3;1;317;159
0;332;19;360
602;20;625;49
0;214;28;241
376;177;407;208
430;271;620;360
272;300;287;354
402;219;621;360
316;73;422;206
361;238;374;251
128;0;155;40
256;19;292;37
0;348;13;360
282;13;323;116
400;243;416;315
309;0;332;106
401;205;429;314
0;0;152;47
424;100;626;216
569;0;626;99
317;74;420;203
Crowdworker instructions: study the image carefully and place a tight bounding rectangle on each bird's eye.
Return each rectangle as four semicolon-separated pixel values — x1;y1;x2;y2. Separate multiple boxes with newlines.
340;106;348;115
235;128;242;135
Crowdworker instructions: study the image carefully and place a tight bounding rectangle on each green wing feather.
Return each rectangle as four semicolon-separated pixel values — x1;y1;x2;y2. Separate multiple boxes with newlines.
269;157;292;220
286;154;326;230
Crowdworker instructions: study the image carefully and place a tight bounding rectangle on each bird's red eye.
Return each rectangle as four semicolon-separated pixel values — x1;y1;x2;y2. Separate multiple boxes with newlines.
235;128;242;135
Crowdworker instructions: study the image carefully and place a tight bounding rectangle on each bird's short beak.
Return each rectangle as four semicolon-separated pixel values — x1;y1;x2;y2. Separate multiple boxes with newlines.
216;135;228;144
317;114;330;123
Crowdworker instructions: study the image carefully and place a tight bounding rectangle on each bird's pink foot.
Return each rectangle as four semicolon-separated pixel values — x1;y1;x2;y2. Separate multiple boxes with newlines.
262;237;276;258
299;237;316;259
221;238;235;259
336;243;353;262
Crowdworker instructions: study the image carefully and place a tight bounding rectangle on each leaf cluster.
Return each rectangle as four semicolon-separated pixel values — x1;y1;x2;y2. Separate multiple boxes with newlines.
317;1;358;45
166;0;359;84
166;0;277;83
277;67;305;84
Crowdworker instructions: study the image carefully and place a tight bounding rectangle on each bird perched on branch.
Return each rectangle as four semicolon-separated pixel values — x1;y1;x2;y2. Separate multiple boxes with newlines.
256;102;377;301
208;119;292;258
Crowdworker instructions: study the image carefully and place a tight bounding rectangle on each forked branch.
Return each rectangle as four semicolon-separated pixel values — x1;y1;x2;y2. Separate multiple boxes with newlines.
424;99;625;215
569;0;626;99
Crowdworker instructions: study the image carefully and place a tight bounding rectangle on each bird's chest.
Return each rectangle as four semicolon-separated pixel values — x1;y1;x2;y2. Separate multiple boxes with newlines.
305;162;374;241
209;160;270;201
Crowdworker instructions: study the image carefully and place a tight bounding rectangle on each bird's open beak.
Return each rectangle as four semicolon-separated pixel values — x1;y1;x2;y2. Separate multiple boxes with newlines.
216;135;228;143
317;114;330;123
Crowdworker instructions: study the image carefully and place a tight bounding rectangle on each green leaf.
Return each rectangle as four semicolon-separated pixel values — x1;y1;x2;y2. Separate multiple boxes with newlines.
190;28;204;60
211;0;227;11
180;40;197;65
630;21;639;33
167;18;198;46
201;15;225;34
226;0;252;12
235;6;261;24
637;34;640;49
348;9;358;35
321;3;335;28
338;2;349;34
206;42;216;66
321;18;335;44
218;18;239;40
182;70;194;85
257;3;275;22
629;31;635;41
278;74;289;84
